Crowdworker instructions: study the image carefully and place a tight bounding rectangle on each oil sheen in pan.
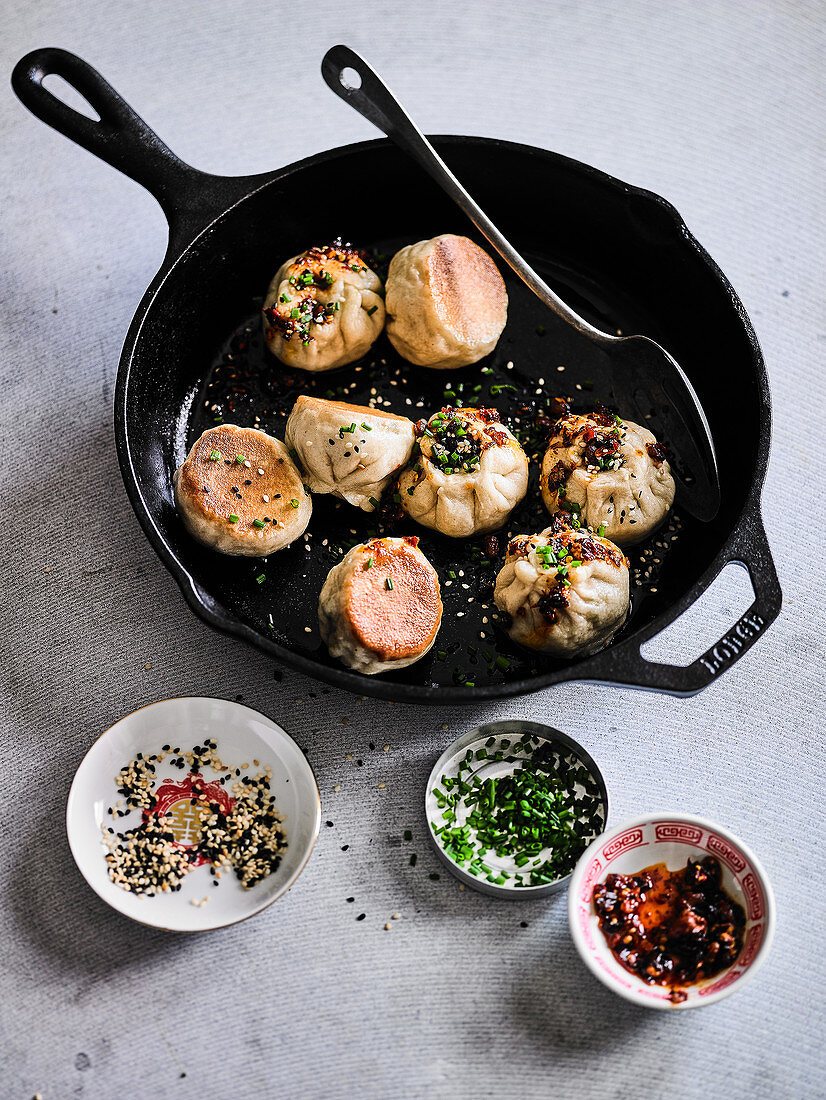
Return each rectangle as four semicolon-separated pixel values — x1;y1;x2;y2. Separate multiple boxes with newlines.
187;237;691;690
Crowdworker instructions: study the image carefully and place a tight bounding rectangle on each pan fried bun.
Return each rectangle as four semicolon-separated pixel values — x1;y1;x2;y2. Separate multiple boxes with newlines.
174;425;311;556
385;234;508;369
318;537;442;674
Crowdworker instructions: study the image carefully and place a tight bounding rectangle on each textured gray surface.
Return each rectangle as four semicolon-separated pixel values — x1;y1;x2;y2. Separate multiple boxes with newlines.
2;1;824;1097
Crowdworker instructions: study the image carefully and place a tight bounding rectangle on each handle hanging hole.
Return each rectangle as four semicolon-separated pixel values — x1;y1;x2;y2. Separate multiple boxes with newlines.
42;74;101;121
339;67;362;91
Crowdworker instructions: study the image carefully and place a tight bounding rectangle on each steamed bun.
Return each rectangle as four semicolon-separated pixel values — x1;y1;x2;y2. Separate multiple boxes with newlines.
540;410;675;546
493;517;629;656
284;396;415;511
385;234;507;369
318;537;443;674
263;240;384;371
398;406;529;537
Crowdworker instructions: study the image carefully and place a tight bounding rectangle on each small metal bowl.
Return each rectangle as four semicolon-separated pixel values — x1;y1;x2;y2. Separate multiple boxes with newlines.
424;719;609;899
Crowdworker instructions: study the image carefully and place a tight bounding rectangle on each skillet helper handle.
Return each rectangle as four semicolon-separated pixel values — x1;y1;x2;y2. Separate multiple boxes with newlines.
11;48;224;229
321;44;605;342
579;508;782;695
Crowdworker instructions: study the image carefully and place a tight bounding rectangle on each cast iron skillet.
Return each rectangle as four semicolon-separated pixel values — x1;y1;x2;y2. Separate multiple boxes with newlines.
12;49;782;703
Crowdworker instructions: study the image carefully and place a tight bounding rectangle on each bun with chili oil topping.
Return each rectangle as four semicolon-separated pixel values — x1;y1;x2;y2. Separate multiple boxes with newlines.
284;396;415;512
385;234;508;369
540;410;675;546
318;537;443;675
174;425;311;555
398;406;529;537
493;516;629;656
262;240;385;371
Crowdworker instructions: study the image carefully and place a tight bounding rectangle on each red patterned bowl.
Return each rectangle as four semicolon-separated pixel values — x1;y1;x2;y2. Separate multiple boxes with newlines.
567;813;775;1009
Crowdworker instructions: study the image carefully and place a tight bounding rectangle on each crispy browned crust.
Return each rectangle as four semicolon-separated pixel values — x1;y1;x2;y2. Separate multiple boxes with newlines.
292;394;411;423
427;235;508;342
177;426;302;532
343;537;442;661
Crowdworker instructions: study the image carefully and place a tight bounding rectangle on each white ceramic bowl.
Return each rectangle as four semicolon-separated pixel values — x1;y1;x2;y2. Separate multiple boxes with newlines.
567;813;775;1009
67;697;320;932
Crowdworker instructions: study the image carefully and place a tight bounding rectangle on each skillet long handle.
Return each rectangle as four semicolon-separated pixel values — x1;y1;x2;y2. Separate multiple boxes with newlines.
11;48;237;236
321;44;609;344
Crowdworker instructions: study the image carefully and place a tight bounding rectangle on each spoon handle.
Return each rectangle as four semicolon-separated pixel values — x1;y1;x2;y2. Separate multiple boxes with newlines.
321;44;611;343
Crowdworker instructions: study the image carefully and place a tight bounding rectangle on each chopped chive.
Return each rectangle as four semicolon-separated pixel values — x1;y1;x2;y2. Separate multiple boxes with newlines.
385;577;394;591
228;515;239;524
253;519;266;529
290;498;299;508
361;422;373;431
235;455;246;464
208;450;221;461
256;573;266;584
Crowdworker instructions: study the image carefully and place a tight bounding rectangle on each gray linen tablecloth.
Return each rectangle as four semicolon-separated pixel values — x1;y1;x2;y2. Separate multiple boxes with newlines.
2;1;824;1097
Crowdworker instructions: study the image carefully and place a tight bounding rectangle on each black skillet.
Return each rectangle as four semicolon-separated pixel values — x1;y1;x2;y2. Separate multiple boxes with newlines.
11;48;782;703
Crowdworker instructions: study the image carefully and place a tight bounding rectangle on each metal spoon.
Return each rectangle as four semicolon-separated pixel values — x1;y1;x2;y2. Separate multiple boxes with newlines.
321;44;720;522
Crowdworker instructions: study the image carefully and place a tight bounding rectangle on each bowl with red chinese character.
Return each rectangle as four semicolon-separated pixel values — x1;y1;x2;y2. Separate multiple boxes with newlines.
567;813;775;1009
67;697;321;931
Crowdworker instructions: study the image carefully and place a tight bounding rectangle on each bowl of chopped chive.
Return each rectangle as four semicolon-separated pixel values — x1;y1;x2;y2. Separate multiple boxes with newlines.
425;720;608;898
67;697;321;932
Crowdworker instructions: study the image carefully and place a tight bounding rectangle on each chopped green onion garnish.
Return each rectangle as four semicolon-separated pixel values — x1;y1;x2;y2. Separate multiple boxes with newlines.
208;450;220;461
385;577;394;591
228;515;239;524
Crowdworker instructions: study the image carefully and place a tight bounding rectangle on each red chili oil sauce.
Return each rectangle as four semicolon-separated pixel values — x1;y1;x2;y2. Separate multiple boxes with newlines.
592;856;746;1003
